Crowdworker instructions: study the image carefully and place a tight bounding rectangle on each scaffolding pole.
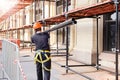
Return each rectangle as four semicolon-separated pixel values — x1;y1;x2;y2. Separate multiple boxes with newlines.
61;17;100;80
65;0;69;73
114;0;119;80
41;18;76;33
96;16;100;70
60;1;101;80
0;0;119;80
55;0;59;54
96;0;100;70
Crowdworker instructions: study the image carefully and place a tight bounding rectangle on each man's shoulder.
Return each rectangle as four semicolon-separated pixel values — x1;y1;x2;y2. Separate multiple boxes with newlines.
31;34;37;38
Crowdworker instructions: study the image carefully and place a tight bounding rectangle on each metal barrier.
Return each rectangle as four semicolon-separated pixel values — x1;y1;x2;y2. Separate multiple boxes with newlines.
1;40;26;80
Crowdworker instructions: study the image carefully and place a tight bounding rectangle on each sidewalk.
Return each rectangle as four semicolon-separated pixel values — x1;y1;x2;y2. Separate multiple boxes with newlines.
19;48;120;80
19;49;37;80
0;48;120;80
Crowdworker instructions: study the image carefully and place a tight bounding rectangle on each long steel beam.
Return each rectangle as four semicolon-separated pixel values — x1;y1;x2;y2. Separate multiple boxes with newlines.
41;18;77;33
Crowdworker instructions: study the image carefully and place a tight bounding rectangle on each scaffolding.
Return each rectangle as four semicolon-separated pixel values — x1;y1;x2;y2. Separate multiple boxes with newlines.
0;0;119;80
34;0;120;80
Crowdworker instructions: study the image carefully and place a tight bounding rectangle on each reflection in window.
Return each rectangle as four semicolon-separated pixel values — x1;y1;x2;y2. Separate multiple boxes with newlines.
103;12;117;51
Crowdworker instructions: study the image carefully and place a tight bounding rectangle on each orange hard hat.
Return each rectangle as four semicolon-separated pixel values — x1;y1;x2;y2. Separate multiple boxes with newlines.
33;22;42;29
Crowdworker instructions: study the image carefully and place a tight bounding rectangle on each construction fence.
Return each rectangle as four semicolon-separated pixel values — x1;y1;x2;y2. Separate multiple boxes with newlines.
0;40;26;80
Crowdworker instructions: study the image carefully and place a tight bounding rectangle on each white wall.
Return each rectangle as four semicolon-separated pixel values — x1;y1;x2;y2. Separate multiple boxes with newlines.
70;18;96;64
69;0;103;64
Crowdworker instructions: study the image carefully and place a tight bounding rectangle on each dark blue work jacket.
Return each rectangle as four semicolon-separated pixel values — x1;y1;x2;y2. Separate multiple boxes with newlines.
31;32;50;51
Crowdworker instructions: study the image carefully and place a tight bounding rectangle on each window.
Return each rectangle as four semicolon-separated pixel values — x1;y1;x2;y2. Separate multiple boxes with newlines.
56;0;71;7
56;0;71;44
103;12;120;51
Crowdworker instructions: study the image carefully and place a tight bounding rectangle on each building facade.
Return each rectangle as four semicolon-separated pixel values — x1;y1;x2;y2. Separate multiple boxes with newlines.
0;0;119;71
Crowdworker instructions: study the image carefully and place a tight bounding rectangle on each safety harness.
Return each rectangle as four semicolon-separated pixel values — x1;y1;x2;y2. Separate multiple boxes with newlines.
34;50;51;71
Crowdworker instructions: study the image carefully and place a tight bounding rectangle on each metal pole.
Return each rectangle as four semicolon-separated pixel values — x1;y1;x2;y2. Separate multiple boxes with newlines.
41;18;76;33
23;28;25;49
62;0;65;44
96;0;99;70
56;30;59;54
66;0;69;73
31;23;33;52
31;0;37;51
114;0;119;80
96;17;99;70
43;0;45;31
22;9;25;49
55;0;59;54
43;0;45;19
34;0;37;22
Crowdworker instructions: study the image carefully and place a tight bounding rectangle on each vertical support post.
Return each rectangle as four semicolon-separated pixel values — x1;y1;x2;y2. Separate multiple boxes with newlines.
96;16;99;70
56;30;59;54
62;0;65;44
22;28;25;49
43;0;45;31
96;0;99;71
15;14;18;39
34;0;37;22
96;0;99;70
31;0;36;51
66;0;69;73
19;11;21;27
43;0;45;19
114;0;119;80
22;9;25;49
31;23;33;52
15;13;17;39
5;21;7;39
55;0;59;54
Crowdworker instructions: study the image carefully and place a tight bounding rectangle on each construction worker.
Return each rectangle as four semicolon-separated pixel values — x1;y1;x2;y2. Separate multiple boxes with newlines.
31;22;51;80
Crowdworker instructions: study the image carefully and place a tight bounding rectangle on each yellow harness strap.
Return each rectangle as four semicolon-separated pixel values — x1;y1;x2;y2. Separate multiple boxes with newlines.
34;50;51;71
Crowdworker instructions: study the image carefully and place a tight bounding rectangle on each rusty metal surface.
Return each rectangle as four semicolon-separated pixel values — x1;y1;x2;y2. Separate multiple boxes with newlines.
0;0;119;31
39;0;118;25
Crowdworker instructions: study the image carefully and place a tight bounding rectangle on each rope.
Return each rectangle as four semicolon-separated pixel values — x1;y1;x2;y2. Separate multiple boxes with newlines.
14;59;27;80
